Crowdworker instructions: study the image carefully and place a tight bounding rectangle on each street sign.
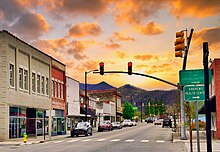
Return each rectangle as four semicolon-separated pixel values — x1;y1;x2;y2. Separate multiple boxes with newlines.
184;86;205;101
179;69;212;86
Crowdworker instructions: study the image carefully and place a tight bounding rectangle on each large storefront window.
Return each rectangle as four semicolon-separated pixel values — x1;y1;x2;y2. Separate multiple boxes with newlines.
52;110;65;136
9;107;26;138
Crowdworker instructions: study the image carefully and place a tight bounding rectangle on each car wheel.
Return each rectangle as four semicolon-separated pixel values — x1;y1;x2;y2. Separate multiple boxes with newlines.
90;130;93;136
85;130;89;136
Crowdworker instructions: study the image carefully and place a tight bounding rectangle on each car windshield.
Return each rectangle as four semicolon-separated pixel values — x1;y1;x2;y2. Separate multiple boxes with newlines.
75;122;86;128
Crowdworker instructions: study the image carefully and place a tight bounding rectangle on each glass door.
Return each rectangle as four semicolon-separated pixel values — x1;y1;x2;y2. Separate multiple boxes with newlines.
9;117;19;138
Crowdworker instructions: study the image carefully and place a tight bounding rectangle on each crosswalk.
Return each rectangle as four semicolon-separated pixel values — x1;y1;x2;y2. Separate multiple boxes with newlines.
44;138;167;144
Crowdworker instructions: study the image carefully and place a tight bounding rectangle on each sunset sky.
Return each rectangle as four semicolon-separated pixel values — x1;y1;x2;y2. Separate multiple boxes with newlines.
1;0;220;90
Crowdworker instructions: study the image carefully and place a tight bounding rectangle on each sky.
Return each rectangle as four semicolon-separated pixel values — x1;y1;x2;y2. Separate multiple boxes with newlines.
1;0;220;90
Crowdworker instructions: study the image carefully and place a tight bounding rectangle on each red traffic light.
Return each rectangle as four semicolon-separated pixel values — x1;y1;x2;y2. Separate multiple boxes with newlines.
128;62;132;75
99;62;104;75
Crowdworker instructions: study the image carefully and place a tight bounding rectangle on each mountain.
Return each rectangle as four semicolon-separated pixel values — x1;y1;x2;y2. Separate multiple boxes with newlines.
118;84;180;107
80;81;116;91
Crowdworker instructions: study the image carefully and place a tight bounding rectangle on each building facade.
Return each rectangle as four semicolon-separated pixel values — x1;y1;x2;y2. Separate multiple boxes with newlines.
0;30;51;141
51;59;66;136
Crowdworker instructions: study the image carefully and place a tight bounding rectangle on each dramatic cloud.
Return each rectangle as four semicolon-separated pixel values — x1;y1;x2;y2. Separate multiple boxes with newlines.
146;63;172;74
114;0;166;25
9;12;50;40
105;41;121;49
136;64;149;70
169;0;220;18
67;22;102;37
115;51;127;59
112;32;135;41
134;21;163;35
67;40;88;60
194;26;220;47
133;54;158;61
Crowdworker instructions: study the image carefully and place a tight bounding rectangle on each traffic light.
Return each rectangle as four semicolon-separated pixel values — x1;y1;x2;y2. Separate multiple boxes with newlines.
99;62;104;75
174;31;185;57
128;62;132;75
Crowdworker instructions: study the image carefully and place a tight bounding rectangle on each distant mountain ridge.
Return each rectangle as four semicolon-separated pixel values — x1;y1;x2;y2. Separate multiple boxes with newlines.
118;84;179;107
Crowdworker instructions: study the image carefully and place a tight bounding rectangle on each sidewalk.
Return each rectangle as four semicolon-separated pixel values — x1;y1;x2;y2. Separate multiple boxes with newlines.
172;130;220;143
0;128;98;146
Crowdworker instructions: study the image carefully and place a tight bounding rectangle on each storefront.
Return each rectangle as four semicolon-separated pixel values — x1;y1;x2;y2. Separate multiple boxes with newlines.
52;110;65;136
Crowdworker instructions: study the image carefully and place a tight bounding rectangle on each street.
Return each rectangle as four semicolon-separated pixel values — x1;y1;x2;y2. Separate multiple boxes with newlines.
1;123;186;152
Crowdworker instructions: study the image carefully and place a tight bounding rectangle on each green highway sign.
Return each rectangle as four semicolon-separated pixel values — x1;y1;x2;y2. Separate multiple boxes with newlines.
184;85;205;101
179;69;212;86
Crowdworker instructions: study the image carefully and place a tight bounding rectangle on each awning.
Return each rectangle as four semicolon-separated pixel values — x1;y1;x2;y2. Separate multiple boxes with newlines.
80;107;97;118
116;112;123;116
198;96;216;114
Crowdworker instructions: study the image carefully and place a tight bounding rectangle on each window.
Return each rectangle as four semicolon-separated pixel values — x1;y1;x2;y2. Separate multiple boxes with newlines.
9;64;14;87
24;70;28;90
58;82;60;98
51;80;54;97
32;73;36;92
41;76;45;94
61;84;63;99
19;68;23;89
54;81;57;98
46;78;49;95
37;74;40;93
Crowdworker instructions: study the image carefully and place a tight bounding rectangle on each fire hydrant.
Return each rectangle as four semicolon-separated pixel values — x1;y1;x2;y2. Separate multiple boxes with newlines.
23;132;27;143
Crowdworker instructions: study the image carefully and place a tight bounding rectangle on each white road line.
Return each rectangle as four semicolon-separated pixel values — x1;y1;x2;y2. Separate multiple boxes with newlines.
81;139;92;142
97;139;106;142
111;139;121;142
156;140;165;143
125;139;135;142
140;140;149;143
67;139;80;143
54;140;64;143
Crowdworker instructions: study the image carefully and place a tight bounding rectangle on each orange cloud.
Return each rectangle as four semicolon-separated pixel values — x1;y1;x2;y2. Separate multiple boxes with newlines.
105;41;121;49
115;51;127;59
114;0;166;25
146;63;172;74
133;54;158;61
67;40;88;60
133;21;163;35
169;0;220;18
67;22;102;37
136;64;149;70
113;32;135;41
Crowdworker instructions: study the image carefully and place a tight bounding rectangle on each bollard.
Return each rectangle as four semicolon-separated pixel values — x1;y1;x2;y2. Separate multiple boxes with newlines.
23;132;27;143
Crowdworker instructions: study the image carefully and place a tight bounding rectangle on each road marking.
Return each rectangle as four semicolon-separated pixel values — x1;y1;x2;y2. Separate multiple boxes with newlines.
97;139;106;142
125;139;135;142
111;139;121;142
81;139;92;142
54;140;64;143
156;140;165;143
140;140;149;143
67;139;80;143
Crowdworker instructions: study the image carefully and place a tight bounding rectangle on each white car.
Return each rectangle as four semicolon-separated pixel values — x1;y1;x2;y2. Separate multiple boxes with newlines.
122;119;132;127
131;120;137;126
154;119;162;125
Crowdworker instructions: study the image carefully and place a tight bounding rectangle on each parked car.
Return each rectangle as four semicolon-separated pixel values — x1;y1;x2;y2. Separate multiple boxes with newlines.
112;122;122;129
162;118;172;128
98;121;113;132
145;117;154;123
154;119;162;125
71;122;92;137
122;119;132;127
131;120;137;126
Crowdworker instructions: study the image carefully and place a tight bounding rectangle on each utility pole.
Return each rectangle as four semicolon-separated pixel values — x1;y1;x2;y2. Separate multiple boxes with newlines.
203;42;212;152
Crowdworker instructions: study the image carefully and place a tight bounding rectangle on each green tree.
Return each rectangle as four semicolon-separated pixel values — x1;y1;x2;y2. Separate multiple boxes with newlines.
145;98;154;116
123;101;135;119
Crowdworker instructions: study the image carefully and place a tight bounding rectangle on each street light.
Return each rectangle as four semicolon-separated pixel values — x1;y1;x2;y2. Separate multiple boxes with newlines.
85;69;98;121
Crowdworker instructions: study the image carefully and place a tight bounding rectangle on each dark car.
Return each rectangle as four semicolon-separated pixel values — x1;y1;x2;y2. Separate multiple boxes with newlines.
162;118;172;128
71;122;92;137
112;121;122;129
145;117;154;123
98;121;113;132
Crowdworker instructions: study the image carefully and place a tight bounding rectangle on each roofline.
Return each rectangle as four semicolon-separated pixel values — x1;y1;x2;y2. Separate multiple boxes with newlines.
66;76;80;83
1;30;65;66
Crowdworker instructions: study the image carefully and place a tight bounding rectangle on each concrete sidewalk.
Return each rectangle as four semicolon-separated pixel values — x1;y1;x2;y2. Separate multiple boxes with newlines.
172;130;220;143
0;128;98;146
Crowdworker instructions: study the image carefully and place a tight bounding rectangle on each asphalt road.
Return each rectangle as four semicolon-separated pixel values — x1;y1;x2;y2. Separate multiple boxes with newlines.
1;123;187;152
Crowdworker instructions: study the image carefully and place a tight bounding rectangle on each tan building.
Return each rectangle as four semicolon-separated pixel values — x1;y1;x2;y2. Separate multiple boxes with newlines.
0;30;51;141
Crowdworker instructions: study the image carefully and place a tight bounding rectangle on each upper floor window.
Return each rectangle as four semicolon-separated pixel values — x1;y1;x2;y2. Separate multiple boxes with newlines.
46;78;49;95
37;74;40;93
19;68;23;89
32;72;36;93
52;80;54;97
58;82;60;98
54;81;57;98
9;64;14;87
61;84;63;99
41;76;45;94
24;69;28;90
